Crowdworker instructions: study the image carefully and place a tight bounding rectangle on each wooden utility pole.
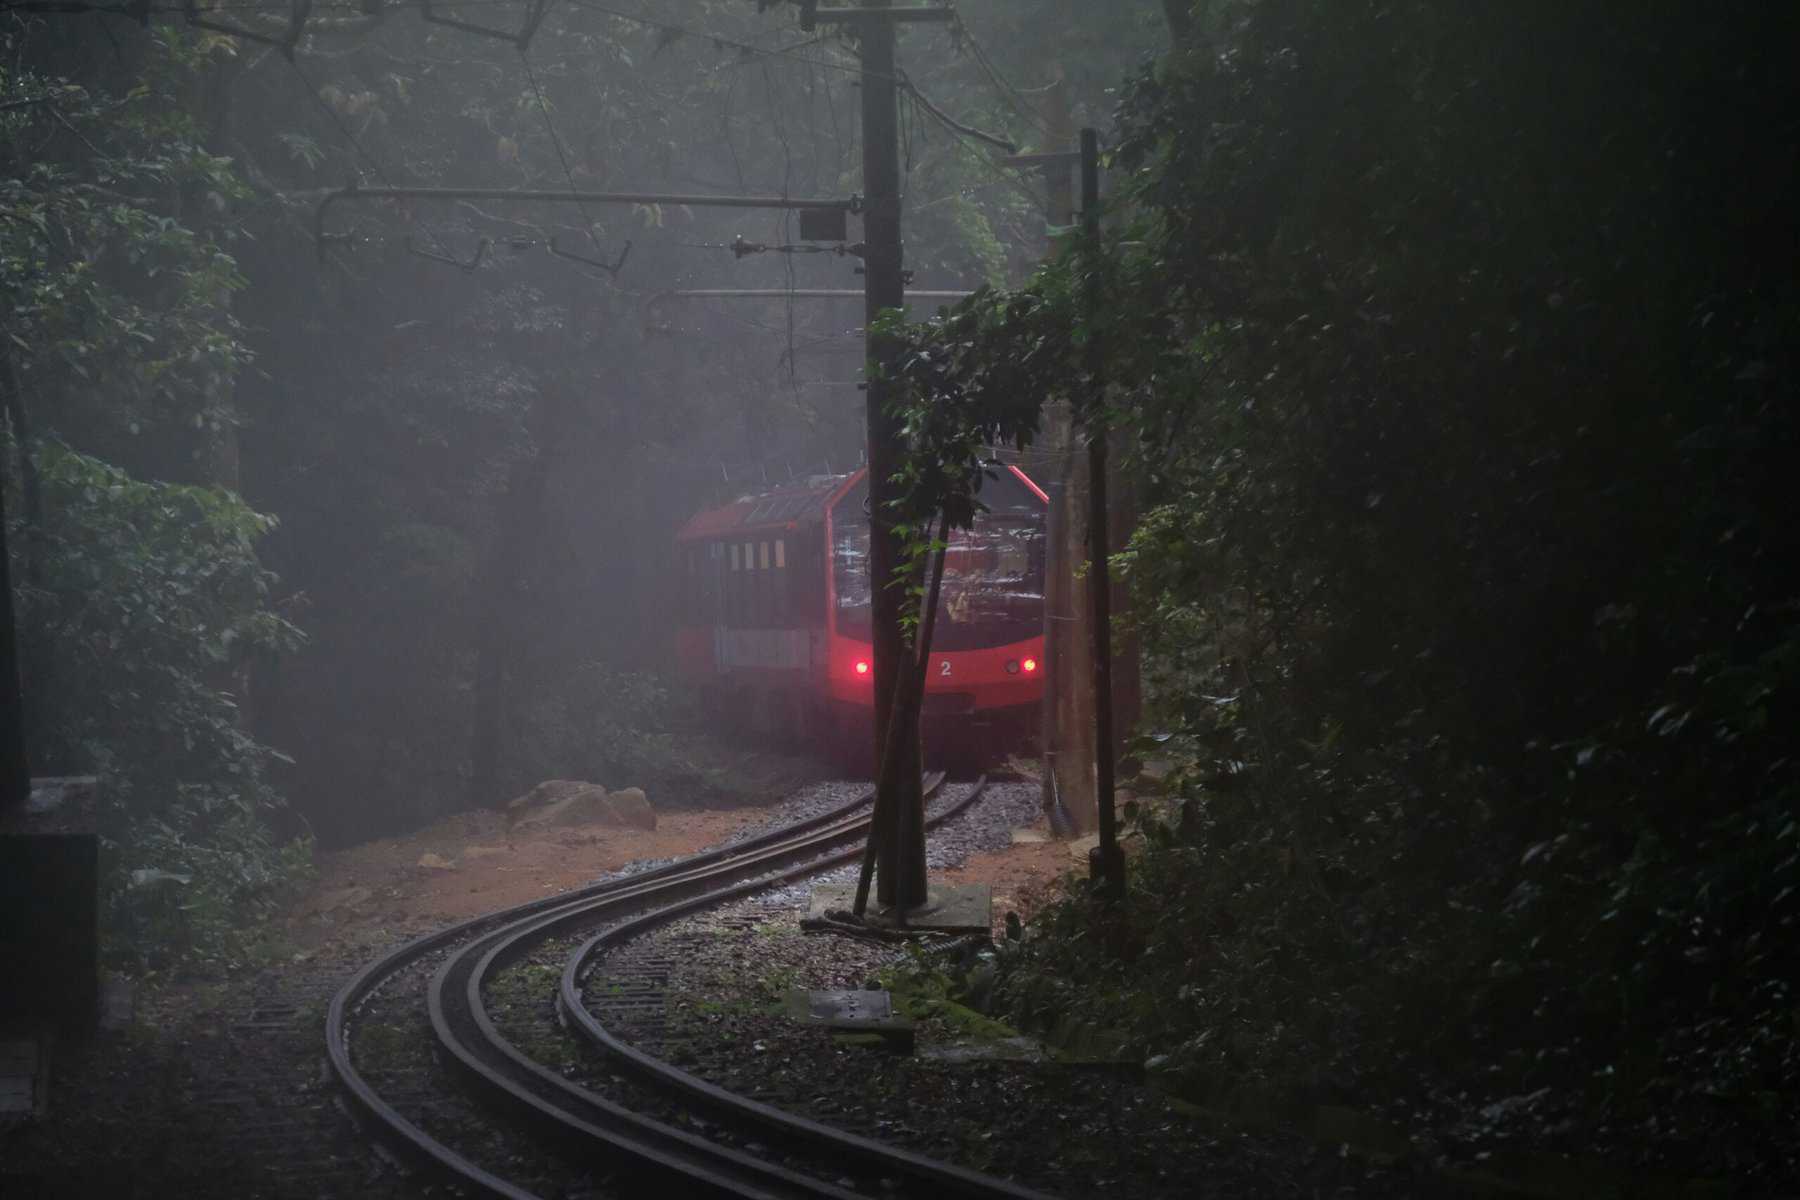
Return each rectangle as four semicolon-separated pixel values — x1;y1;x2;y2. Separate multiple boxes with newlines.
812;3;953;914
857;0;923;910
1012;105;1141;842
1019;77;1097;832
1080;128;1124;898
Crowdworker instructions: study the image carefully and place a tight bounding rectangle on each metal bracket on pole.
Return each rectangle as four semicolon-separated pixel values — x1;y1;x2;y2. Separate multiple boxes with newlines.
420;0;550;50
186;0;312;59
405;234;490;273
315;183;858;262
547;236;631;275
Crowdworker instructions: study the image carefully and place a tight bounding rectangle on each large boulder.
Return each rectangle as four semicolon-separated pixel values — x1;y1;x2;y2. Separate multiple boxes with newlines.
604;786;656;831
507;779;595;813
506;781;655;832
513;783;612;831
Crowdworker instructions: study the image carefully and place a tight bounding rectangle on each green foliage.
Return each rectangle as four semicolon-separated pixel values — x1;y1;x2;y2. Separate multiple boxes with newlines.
0;49;250;466
880;0;1797;1175
15;445;308;970
507;662;680;793
873;261;1081;626
3;39;309;971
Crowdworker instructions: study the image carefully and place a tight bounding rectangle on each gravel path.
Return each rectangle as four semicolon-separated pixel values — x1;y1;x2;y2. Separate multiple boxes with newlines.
2;775;1392;1198
582;780;1399;1200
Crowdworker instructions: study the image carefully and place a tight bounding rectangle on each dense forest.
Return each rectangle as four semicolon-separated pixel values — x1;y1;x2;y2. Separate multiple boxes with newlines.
3;0;1794;1183
2;0;1160;961
879;2;1796;1182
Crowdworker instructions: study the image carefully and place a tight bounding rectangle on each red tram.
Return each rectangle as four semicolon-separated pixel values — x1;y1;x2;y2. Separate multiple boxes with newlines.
673;466;1047;763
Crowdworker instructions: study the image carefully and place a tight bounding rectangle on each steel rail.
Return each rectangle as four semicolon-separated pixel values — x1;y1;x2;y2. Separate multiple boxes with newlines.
326;776;920;1197
424;777;953;1198
559;777;1055;1200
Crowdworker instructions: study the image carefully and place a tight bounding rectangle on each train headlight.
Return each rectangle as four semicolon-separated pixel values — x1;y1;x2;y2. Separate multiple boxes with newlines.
1004;659;1020;675
854;660;870;676
1022;657;1038;673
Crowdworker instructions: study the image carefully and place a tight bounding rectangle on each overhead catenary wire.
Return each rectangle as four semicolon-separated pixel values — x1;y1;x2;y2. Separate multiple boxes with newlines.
0;0;877;84
287;53;459;260
517;45;629;274
47;0;1037;276
11;0;1023;156
948;12;1058;139
897;67;1014;154
562;0;880;83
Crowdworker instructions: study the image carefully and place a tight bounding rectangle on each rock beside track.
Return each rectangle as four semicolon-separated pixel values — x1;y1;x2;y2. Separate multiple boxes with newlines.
605;786;657;830
509;779;657;832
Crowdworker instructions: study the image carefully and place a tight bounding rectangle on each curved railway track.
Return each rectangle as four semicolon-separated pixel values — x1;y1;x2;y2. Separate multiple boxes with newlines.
328;774;1055;1200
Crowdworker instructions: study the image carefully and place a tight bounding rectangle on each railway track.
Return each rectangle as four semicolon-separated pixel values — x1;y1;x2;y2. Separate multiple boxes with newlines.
327;775;1055;1200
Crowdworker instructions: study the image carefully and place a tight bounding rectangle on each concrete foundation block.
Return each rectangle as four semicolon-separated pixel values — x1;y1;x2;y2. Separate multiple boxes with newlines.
1;777;100;1033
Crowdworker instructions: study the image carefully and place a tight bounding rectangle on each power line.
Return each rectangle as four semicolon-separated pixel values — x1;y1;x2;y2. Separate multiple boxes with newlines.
0;0;877;84
289;54;389;185
516;44;627;274
949;13;1057;139
561;0;877;82
288;54;460;258
898;68;1014;153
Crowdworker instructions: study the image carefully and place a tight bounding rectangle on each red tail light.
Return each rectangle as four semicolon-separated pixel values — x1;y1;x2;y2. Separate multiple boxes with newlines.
854;660;870;676
1022;657;1038;673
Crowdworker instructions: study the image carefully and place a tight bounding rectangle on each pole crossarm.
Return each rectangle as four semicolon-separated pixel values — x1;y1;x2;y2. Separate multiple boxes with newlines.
314;183;861;260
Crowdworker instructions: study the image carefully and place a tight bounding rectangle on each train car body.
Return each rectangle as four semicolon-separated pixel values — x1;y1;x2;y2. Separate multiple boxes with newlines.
673;466;1047;762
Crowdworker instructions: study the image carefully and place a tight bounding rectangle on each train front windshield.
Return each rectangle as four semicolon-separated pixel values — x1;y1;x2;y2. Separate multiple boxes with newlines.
833;473;1046;651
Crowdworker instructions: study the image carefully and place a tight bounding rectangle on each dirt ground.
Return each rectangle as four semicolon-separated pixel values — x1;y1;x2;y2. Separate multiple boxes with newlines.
3;774;1087;1199
285;805;761;949
937;818;1078;932
285;784;1078;957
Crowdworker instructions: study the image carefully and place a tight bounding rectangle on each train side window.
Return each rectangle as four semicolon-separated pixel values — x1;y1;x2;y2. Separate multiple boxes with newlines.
771;538;787;621
756;541;769;625
705;542;720;624
728;541;742;626
804;531;824;620
741;542;755;625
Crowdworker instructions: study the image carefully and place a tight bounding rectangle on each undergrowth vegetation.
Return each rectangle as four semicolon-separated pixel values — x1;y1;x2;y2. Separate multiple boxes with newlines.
884;0;1797;1181
2;39;311;972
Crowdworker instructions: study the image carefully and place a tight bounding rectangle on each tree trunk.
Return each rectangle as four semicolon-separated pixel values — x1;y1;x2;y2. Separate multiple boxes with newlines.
1043;400;1097;831
855;509;952;918
0;357;29;810
1162;0;1193;42
468;386;569;811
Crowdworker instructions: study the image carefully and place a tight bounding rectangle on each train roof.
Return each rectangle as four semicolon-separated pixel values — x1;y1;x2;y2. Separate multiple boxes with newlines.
675;472;853;543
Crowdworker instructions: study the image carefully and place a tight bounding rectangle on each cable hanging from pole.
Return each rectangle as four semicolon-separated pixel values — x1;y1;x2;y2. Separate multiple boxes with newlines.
897;68;1015;154
288;55;461;262
946;11;1057;139
518;44;630;276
